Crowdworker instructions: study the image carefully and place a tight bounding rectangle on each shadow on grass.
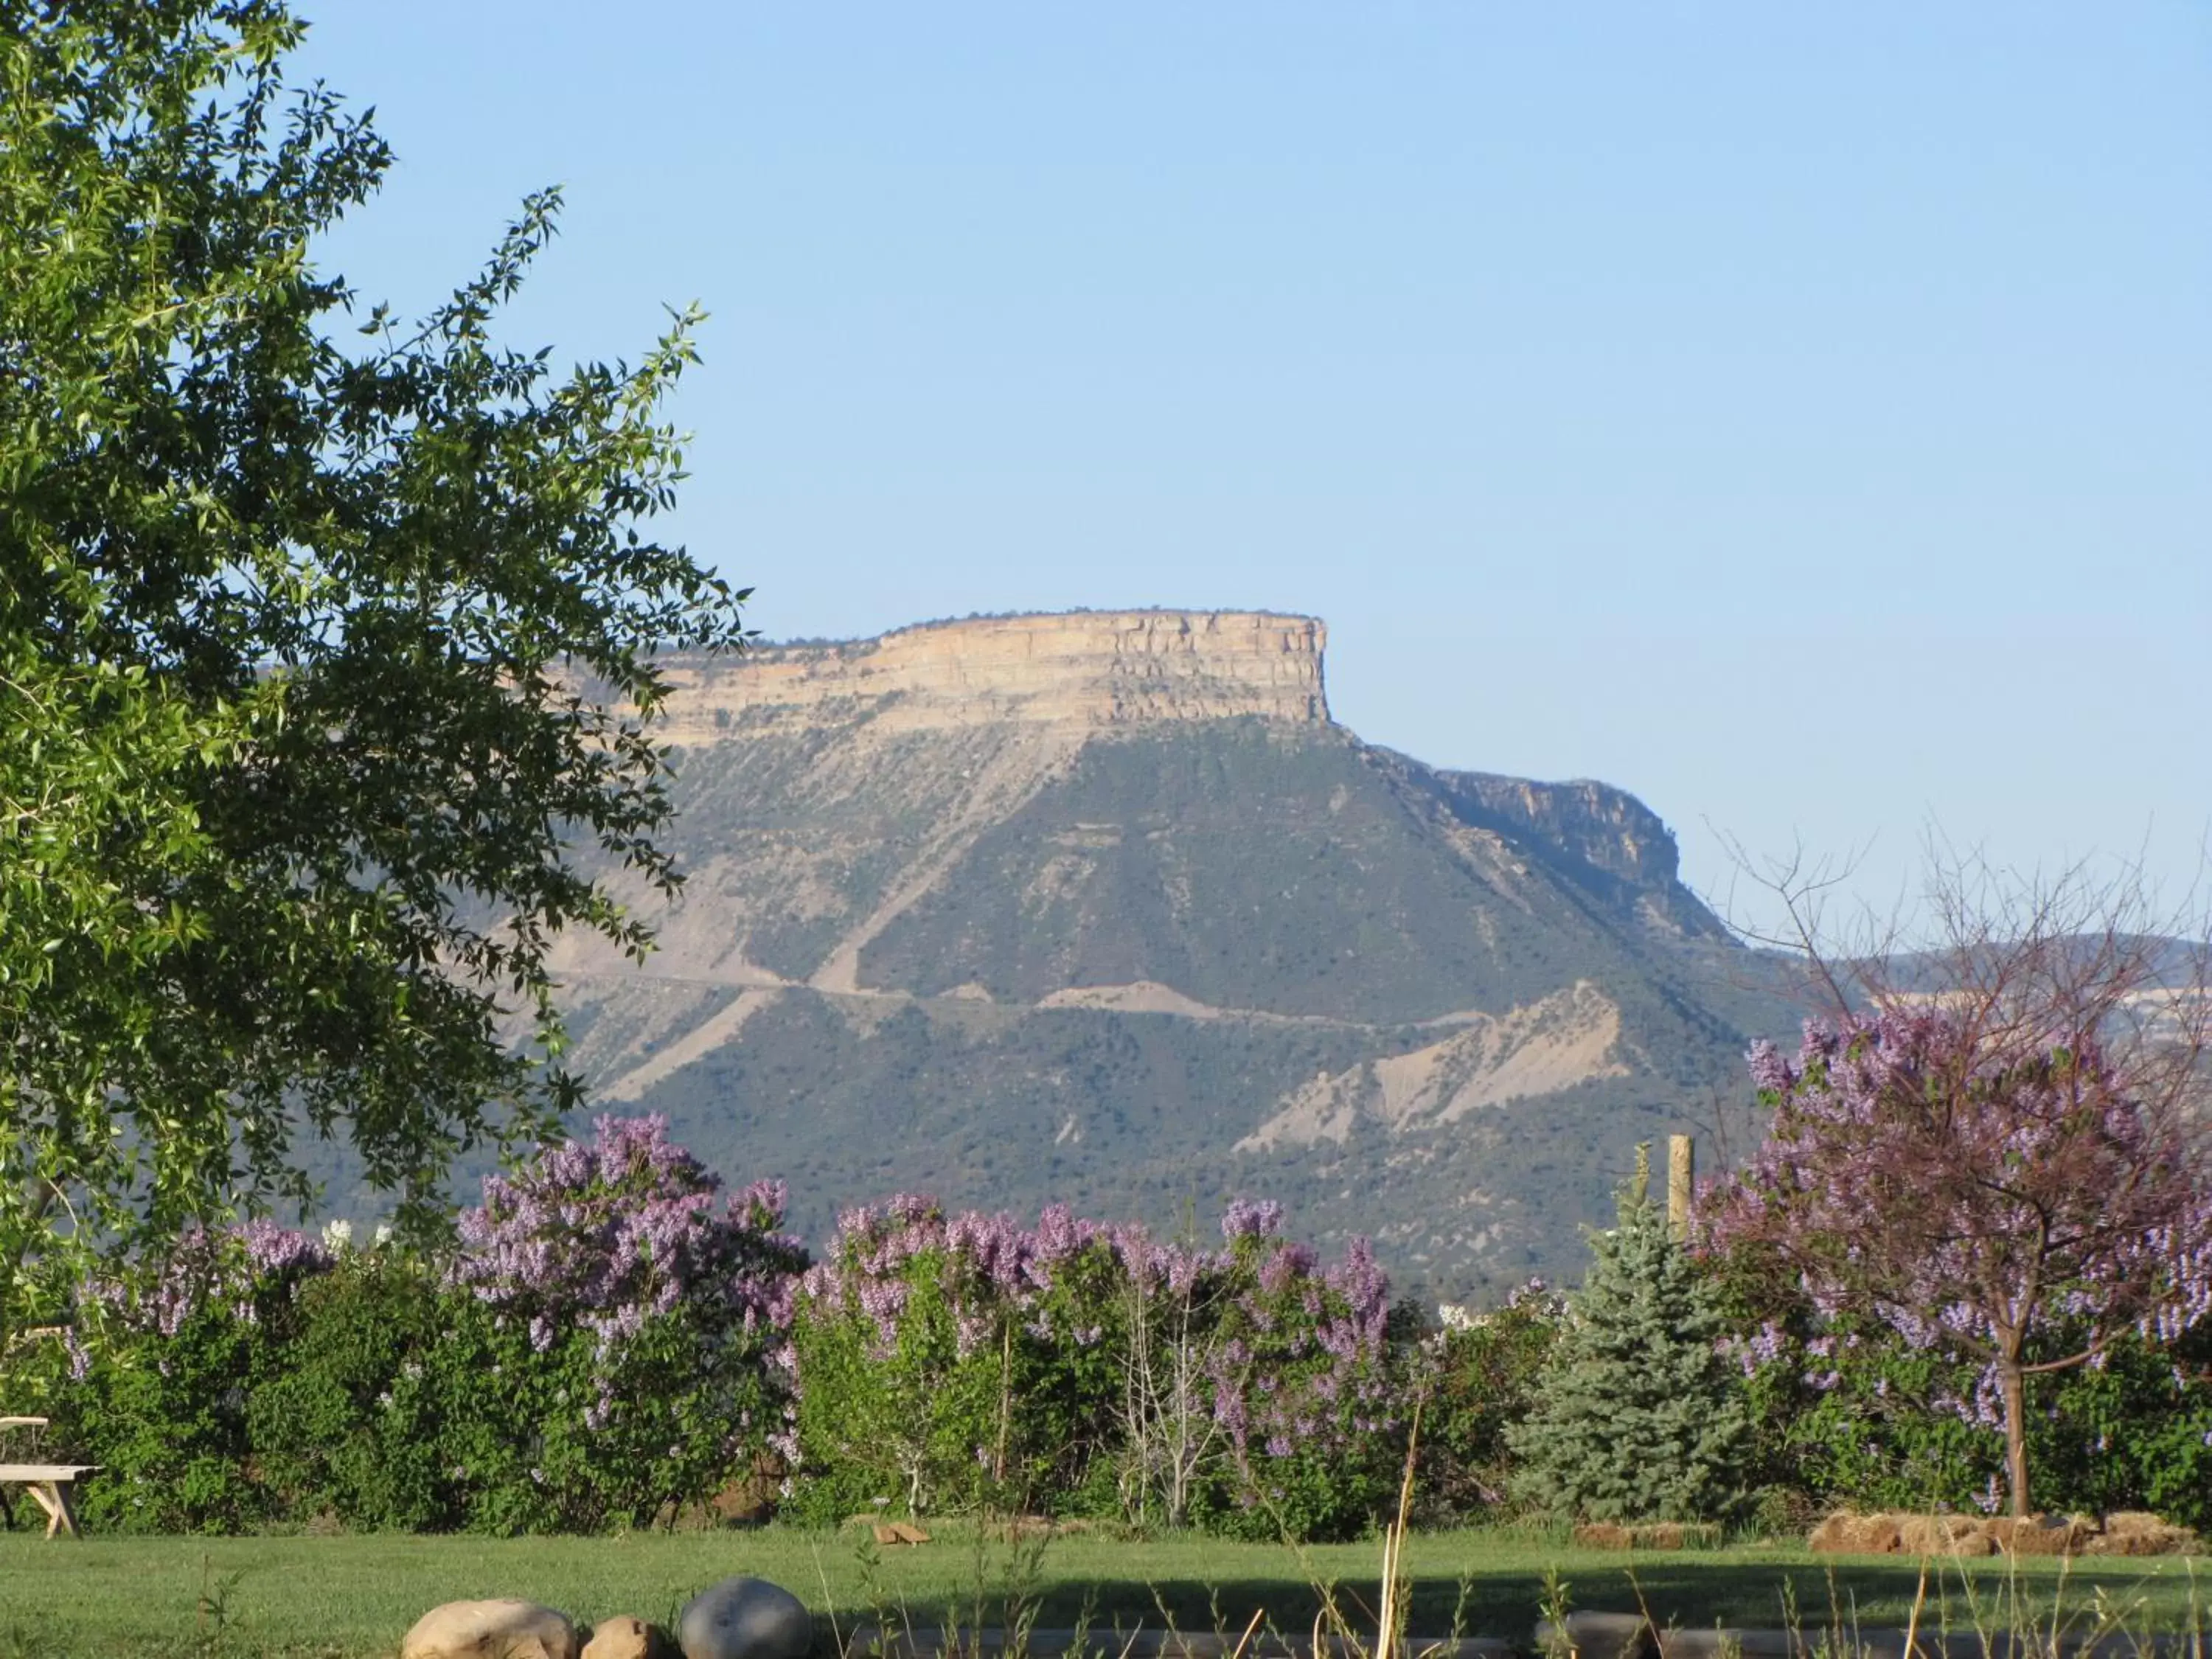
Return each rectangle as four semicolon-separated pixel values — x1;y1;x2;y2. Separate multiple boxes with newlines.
934;1562;2203;1641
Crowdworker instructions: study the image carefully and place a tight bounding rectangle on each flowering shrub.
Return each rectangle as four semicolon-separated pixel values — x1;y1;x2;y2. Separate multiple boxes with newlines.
786;1196;1126;1524
245;1243;453;1530
1190;1201;1401;1540
12;1119;810;1535
1107;1219;1240;1528
32;1222;335;1531
1702;1012;2212;1514
1719;1301;2212;1529
437;1115;810;1531
787;1194;1400;1540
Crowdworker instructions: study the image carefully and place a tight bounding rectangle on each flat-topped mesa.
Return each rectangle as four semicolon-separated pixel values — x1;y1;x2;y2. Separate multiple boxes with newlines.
649;610;1329;741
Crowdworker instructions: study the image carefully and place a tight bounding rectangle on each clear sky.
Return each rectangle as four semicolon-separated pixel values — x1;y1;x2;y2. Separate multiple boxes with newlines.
295;3;2210;933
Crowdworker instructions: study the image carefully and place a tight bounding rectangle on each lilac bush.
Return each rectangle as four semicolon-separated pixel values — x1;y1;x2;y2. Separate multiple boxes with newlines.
440;1114;810;1529
37;1220;336;1531
1106;1219;1237;1528
455;1115;799;1374
66;1217;333;1352
789;1192;1399;1537
789;1194;1126;1521
1715;1298;2212;1530
1195;1202;1400;1537
1700;1010;2212;1517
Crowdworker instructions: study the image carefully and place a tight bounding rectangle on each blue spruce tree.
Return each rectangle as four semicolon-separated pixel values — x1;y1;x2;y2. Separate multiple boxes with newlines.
1507;1148;1747;1521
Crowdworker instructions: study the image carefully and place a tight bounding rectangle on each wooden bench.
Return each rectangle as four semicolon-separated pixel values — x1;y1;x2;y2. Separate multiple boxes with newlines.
0;1416;96;1538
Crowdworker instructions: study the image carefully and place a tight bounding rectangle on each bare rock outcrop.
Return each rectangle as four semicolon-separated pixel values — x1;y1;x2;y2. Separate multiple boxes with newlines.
639;611;1329;742
1237;983;1631;1151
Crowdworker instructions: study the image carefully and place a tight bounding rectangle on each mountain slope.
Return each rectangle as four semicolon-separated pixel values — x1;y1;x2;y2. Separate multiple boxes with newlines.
540;610;1795;1295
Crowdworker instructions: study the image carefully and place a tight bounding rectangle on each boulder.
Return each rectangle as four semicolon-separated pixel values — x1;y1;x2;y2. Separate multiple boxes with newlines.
677;1576;813;1659
401;1599;580;1659
584;1615;664;1659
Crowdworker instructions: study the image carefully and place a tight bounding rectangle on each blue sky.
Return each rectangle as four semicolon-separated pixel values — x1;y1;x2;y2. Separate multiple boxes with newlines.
296;3;2210;932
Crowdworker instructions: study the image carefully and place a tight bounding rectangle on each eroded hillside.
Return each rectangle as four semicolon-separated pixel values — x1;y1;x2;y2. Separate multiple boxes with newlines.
540;609;1794;1294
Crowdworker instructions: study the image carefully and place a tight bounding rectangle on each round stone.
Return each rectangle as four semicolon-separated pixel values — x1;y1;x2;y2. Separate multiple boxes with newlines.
677;1576;813;1659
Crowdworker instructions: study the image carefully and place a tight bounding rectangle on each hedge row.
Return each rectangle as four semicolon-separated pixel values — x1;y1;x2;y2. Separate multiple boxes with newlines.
3;1116;2206;1536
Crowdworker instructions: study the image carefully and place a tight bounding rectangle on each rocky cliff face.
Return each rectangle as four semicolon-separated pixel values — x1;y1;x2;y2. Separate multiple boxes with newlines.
1420;768;1730;940
641;611;1329;743
1440;774;1678;886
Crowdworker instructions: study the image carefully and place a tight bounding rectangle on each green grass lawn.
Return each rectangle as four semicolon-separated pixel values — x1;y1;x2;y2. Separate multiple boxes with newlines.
0;1526;2204;1659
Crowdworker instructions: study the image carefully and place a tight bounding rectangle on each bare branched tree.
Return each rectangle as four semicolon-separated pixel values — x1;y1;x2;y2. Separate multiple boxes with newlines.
1702;838;2212;1514
1719;835;2211;1140
1115;1260;1231;1528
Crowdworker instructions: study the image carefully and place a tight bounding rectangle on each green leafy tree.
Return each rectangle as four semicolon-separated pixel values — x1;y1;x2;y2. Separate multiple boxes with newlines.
1508;1153;1748;1522
0;0;744;1337
1417;1282;1565;1520
1720;1300;2212;1531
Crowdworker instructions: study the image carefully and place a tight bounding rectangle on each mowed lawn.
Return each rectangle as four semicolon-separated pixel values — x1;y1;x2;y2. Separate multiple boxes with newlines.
0;1526;2205;1659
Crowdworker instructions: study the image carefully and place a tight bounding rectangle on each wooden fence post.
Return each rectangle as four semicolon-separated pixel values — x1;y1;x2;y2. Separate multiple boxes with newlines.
1666;1133;1694;1242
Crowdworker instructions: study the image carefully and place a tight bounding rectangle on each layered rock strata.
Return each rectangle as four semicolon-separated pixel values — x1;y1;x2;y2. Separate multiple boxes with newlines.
641;610;1328;742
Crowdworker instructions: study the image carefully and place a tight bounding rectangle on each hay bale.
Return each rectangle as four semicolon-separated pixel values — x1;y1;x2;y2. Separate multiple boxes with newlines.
2102;1510;2157;1536
1808;1512;1902;1554
1806;1513;1854;1553
1857;1514;1906;1554
1573;1520;1720;1551
1987;1514;2094;1557
2092;1512;2199;1556
1897;1514;1993;1557
1982;1514;2043;1551
2085;1531;2143;1557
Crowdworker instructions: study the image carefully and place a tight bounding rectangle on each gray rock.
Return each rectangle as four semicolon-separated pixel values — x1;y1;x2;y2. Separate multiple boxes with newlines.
1535;1613;1654;1659
678;1576;813;1659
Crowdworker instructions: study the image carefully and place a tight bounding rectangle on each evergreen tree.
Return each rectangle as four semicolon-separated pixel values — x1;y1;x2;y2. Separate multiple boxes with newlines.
1507;1151;1747;1521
